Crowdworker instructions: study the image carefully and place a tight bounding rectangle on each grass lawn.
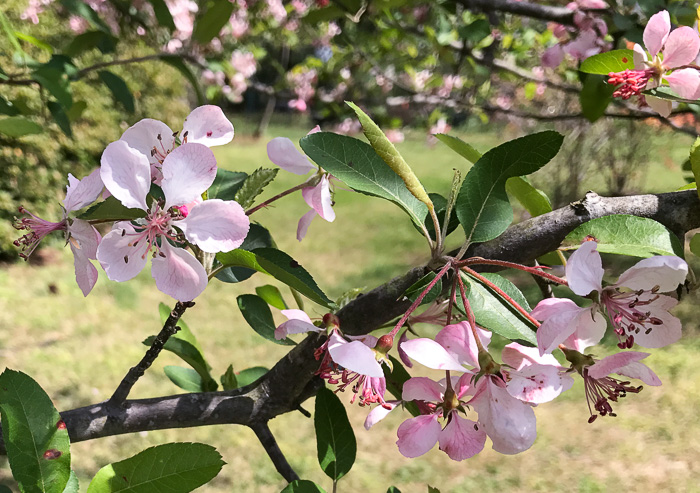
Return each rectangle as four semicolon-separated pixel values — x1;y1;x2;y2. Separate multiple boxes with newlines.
0;115;698;492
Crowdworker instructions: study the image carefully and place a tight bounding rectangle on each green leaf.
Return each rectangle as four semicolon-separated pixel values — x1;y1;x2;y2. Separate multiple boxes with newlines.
689;233;700;257
237;294;295;345
142;337;217;392
458;272;537;346
455;131;563;244
0;116;42;137
434;134;482;163
383;356;419;417
214;224;273;283
0;95;20;116
300;132;428;228
255;285;288;309
562;215;684;258
0;369;71;493
335;287;365;309
386;488;401;493
690;137;700;199
207;169;248;201
644;86;698;104
404;272;442;306
579;73;614;122
163;366;203;392
424;192;460;240
66;100;87;121
314;387;357;481
347;101;432;209
0;11;25;61
98;70;134;113
86;443;224;493
148;0;176;31
220;365;238;390
216;247;334;307
15;32;53;53
0;486;12;493
62;471;79;493
192;0;234;44
33;66;72;109
579;49;636;75
428;487;441;493
235;366;268;388
63;31;115;56
159;56;205;106
59;0;111;33
77;196;146;222
47;101;72;137
504;176;552;217
234;167;279;209
281;480;328;493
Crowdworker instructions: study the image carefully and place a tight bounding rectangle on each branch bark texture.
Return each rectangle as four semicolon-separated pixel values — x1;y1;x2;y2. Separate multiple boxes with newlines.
1;189;699;454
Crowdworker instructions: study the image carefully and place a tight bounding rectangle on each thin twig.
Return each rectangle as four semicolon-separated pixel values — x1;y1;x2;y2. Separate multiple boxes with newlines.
250;422;300;483
107;300;195;407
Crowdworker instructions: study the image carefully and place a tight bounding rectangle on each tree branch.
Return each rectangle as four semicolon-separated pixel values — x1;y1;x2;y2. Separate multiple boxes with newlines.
457;0;604;26
1;190;699;455
107;301;195;407
250;423;300;483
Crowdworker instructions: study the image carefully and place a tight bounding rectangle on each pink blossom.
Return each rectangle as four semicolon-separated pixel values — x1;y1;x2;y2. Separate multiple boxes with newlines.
116;105;234;184
608;10;700;116
580;350;660;422
266;0;287;23
401;322;539;454
266;130;335;241
274;309;321;339
396;375;486;460
532;240;687;354
231;50;256;78
501;343;574;404
384;129;405;143
97;142;249;301
14;169;104;296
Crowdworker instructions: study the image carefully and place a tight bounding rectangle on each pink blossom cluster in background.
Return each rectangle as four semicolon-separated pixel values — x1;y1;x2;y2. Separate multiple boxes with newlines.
287;68;318;112
542;0;610;68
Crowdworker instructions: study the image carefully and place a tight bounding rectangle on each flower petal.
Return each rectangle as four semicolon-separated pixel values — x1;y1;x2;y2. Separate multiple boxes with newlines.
296;209;317;241
629;295;682;348
182;105;234;146
643;10;670;59
267;137;317;175
541;44;565;68
533;299;603;355
398;330;413;368
665;68;700;99
400;338;466;372
502;342;561;370
615;255;687;292
275;310;320;339
470;377;537;455
120;118;174;161
438;415;486;461
396;415;441;458
302;176;335;222
96;225;149;282
64;168;103;212
633;43;648;70
161;143;218;209
661;25;700;68
70;241;98;296
100;140;151;210
566;240;603;296
587;351;660;386
68;219;100;259
506;363;573;404
646;94;673;117
402;377;445;403
364;400;399;430
327;331;384;378
151;241;208;302
177;199;249;253
435;321;491;369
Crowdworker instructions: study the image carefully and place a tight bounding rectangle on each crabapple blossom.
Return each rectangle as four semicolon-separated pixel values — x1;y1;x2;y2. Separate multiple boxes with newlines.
532;240;687;354
266;128;336;241
14;169;104;296
563;348;661;422
607;10;700;116
115;105;234;184
97;141;249;301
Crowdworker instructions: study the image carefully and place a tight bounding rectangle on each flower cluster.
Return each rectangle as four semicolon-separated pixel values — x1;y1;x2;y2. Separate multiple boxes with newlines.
14;106;250;302
607;10;700;117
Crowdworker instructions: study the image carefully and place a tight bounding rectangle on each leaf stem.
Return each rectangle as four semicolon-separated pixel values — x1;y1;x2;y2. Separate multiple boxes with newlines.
457;257;568;285
245;182;310;216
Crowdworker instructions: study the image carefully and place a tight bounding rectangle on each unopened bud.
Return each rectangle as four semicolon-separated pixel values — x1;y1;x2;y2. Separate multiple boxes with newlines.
322;313;340;329
376;334;394;353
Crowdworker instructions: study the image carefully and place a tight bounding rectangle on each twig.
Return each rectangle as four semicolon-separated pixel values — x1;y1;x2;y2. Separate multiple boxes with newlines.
457;0;605;26
250;422;300;483
107;300;195;407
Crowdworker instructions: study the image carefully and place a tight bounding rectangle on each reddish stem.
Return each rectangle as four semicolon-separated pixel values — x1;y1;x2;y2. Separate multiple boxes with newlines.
461;266;541;328
245;182;309;216
390;261;452;337
445;274;458;325
456;272;485;352
457;257;568;286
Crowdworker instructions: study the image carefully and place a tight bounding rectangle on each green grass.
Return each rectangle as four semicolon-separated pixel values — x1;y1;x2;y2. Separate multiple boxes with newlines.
1;118;699;492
